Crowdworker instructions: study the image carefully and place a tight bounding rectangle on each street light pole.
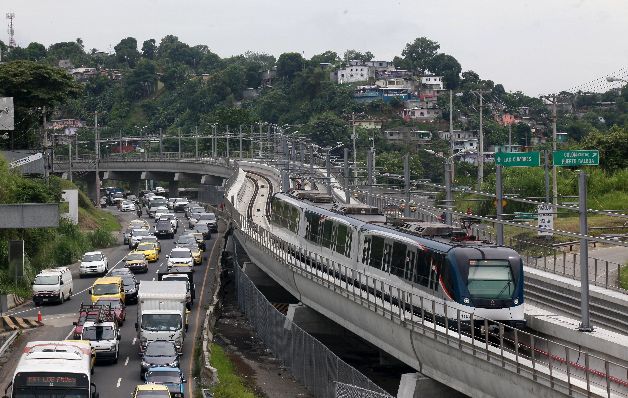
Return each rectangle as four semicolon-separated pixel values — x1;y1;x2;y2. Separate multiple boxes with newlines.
472;89;489;189
94;111;100;206
404;154;410;218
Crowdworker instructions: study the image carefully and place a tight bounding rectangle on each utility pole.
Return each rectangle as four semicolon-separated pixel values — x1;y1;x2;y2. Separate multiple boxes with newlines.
444;160;452;225
508;123;513;152
449;90;455;184
472;89;489;189
119;131;122;154
326;149;332;196
195;126;199;159
178;128;181;159
159;128;163;156
42;107;49;186
352;113;357;181
239;125;243;160
367;149;374;206
404;154;410;218
258;123;263;158
226;125;230;160
550;95;558;206
344;148;350;204
68;140;73;182
94;111;100;206
578;171;593;332
544;150;550;203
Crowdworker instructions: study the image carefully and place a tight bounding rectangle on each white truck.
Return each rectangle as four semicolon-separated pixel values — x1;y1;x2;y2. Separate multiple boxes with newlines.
81;308;121;364
135;281;188;354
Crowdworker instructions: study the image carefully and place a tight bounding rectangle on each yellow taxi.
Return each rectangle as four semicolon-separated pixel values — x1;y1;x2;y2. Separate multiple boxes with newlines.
189;245;202;265
132;384;170;398
140;236;161;253
125;251;149;273
89;276;124;304
190;232;206;251
135;242;160;262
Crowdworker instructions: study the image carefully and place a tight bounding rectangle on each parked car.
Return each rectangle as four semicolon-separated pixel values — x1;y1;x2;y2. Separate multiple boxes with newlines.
140;340;179;380
79;251;108;277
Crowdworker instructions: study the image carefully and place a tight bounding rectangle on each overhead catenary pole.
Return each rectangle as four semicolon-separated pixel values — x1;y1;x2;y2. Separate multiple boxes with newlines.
544;150;550;203
195;126;199;159
68;140;72;182
352;113;357;180
226;125;230;160
258;123;263;158
551;95;558;206
159;128;163;156
178;127;181;159
496;165;504;245
239;125;243;160
344;148;350;204
94;111;100;206
444;160;452;225
508;123;513;152
578;171;593;332
367;149;374;206
472;89;489;189
404;154;410;218
326;149;332;196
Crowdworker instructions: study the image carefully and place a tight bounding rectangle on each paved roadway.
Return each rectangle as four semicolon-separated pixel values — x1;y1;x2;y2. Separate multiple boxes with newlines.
0;206;219;398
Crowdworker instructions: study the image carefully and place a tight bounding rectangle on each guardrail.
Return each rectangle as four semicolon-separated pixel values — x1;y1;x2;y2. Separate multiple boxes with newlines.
219;198;628;398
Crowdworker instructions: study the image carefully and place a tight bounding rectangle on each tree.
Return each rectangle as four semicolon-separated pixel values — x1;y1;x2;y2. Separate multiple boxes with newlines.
141;39;156;59
309;51;339;67
123;59;156;100
427;53;461;89
25;42;47;61
302;112;348;147
161;63;187;90
46;41;86;65
401;37;440;73
581;126;628;173
114;37;140;68
0;61;80;149
276;52;304;80
342;50;374;63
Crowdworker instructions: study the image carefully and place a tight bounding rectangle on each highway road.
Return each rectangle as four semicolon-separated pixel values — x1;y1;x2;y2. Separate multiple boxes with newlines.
0;206;219;398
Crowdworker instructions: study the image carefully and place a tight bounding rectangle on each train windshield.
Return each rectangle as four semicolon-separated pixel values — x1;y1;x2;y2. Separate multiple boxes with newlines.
467;260;514;300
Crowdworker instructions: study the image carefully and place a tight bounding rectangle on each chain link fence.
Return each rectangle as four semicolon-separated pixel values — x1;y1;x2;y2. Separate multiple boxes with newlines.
234;261;391;398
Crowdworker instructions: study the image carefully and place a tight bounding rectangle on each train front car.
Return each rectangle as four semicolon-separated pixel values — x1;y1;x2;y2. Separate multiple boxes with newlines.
445;246;525;328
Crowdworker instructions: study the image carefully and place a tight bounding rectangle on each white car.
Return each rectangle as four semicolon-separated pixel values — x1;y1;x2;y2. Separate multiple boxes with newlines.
121;201;136;212
130;229;153;249
79;251;108;277
167;247;194;269
32;267;73;304
153;206;169;220
160;213;179;230
167;198;180;210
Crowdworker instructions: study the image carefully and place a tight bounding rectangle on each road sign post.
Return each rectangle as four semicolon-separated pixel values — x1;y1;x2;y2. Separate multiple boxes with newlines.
578;171;593;332
553;150;599;167
495;151;540;167
537;204;554;236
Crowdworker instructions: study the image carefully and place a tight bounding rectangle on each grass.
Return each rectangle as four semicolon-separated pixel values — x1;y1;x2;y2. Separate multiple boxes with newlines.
620;264;628;290
209;343;258;398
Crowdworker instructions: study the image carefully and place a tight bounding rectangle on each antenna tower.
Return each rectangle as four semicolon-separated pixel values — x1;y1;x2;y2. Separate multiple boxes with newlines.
6;13;16;48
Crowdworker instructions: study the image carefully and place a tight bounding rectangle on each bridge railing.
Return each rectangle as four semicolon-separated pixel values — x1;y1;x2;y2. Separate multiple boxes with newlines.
219;199;628;398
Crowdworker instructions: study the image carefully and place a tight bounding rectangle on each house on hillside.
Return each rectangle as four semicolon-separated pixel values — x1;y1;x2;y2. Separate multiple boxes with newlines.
383;128;432;151
354;119;384;129
337;64;375;84
420;75;444;90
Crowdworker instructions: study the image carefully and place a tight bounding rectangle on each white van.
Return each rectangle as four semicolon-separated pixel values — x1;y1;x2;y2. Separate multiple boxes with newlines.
32;267;73;305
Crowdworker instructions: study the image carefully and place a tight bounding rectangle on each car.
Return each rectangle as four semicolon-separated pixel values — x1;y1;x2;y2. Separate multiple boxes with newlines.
154;186;166;194
144;366;186;398
140;236;162;253
175;235;199;249
193;223;211;240
190;232;207;251
94;297;126;325
127;194;138;202
32;267;73;305
121;200;136;212
90;276;124;305
167;247;194;269
135;242;160;262
173;198;189;213
189;212;217;232
133;384;171;398
155;220;175;239
125;252;149;273
130;229;154;249
79;251;108;277
178;243;201;265
167;198;180;210
185;206;204;220
140;340;179;380
152;206;169;219
159;214;179;230
109;272;139;304
129;219;150;230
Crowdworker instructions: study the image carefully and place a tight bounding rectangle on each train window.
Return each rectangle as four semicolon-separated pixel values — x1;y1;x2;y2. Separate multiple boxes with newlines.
390;242;407;278
429;254;443;292
305;211;321;243
345;229;353;258
415;251;430;287
439;260;456;300
321;219;334;248
361;236;371;265
405;249;416;281
336;223;348;256
369;235;385;270
467;261;514;300
382;242;393;273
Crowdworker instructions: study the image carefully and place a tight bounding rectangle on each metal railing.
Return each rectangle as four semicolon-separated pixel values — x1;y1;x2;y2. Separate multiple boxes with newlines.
222;202;628;398
334;382;394;398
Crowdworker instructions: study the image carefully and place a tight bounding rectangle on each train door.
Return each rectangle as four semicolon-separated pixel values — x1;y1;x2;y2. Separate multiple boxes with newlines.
361;234;372;272
382;240;393;274
404;248;417;282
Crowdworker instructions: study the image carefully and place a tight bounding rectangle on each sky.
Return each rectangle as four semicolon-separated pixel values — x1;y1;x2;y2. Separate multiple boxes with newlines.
2;0;628;96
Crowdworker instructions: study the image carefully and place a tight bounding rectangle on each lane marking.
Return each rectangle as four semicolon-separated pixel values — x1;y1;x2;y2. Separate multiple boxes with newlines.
152;277;155;281
116;378;121;388
124;356;129;366
64;327;74;340
132;337;137;345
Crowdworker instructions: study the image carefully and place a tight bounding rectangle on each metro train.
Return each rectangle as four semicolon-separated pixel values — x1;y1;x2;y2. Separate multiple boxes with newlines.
268;192;526;328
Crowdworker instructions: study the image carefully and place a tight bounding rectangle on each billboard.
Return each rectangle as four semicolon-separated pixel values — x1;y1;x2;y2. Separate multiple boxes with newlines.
0;97;15;130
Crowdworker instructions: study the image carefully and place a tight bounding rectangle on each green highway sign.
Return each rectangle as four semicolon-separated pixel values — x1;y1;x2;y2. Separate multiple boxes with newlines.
495;151;540;167
553;150;599;166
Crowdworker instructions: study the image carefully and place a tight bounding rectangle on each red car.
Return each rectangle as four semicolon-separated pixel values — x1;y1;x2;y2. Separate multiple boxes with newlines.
94;298;126;326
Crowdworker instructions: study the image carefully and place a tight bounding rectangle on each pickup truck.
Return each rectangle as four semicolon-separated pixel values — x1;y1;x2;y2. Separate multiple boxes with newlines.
80;308;121;363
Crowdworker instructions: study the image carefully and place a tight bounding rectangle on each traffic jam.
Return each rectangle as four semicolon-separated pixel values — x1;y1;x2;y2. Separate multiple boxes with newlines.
5;188;218;398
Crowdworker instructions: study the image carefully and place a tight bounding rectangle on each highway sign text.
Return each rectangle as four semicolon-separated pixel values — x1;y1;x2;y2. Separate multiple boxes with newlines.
553;150;599;167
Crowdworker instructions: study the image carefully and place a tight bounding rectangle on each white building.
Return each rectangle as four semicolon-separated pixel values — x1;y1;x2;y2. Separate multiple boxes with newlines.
437;130;478;141
337;65;374;84
375;78;413;89
420;75;444;90
402;107;441;121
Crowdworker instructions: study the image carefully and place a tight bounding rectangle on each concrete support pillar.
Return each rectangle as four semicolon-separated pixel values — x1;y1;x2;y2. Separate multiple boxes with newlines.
397;373;466;398
168;181;179;197
285;303;345;337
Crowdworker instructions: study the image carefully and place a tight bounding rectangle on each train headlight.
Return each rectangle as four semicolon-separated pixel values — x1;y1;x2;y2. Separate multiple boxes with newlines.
463;298;470;304
513;299;519;305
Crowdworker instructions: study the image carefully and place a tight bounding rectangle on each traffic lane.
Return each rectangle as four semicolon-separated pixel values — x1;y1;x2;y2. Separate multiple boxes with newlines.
92;216;215;396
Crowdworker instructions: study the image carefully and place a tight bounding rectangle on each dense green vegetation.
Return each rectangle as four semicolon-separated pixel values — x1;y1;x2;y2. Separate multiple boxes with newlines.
0;156;119;297
209;343;258;398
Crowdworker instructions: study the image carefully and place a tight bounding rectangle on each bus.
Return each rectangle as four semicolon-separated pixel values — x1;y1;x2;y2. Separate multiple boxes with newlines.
3;341;100;398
